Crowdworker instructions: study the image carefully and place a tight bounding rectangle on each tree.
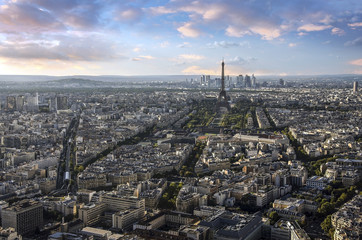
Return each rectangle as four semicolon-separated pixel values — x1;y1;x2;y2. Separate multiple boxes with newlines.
318;202;335;216
185;171;193;177
269;211;280;225
321;215;334;238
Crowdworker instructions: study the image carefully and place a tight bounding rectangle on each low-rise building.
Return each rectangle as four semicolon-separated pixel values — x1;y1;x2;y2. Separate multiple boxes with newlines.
306;176;330;190
331;195;361;240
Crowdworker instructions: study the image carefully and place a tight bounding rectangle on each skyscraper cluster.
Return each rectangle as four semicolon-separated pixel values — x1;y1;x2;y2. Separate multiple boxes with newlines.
6;93;39;112
194;73;257;88
236;74;257;88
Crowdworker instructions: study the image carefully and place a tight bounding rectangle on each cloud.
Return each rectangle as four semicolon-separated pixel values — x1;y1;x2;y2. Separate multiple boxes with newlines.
0;34;123;61
319;15;333;25
207;41;249;48
132;55;155;61
348;22;362;27
227;56;257;65
250;26;282;40
179;54;204;60
344;37;362;47
177;42;190;48
331;27;345;36
225;26;250;37
182;65;217;75
114;6;143;23
160;41;169;48
288;43;297;47
349;59;362;66
149;6;176;15
226;25;282;40
0;2;65;32
0;0;110;32
153;0;349;41
298;24;332;32
177;22;201;38
140;55;155;59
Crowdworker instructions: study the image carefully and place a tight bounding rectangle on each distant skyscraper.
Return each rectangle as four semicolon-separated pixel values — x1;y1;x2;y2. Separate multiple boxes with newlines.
245;75;251;88
16;96;24;111
25;93;39;112
6;96;16;111
353;81;358;93
236;75;243;87
251;74;256;87
206;75;210;87
279;78;285;86
56;96;68;110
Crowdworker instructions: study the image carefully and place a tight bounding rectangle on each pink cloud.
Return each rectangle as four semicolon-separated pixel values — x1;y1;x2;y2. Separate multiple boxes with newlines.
298;24;332;32
182;65;217;75
331;27;345;36
177;22;201;38
149;6;176;15
179;54;204;60
348;22;362;27
226;26;250;37
349;59;362;66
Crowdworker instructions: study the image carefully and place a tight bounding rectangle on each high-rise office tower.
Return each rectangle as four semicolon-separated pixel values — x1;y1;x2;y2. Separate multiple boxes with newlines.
237;75;243;87
25;93;39;112
16;96;24;112
56;96;68;110
206;75;210;87
353;81;358;93
279;79;285;86
6;96;16;111
252;74;256;87
245;75;251;88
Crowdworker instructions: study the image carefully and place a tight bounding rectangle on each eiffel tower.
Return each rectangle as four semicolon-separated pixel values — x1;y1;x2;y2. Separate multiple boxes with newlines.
216;60;231;112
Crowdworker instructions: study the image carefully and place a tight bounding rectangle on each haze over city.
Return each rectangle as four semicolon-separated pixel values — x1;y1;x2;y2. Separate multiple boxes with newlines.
0;0;361;76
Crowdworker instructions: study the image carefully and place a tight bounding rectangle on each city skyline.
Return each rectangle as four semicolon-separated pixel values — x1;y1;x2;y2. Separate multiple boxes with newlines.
0;0;362;76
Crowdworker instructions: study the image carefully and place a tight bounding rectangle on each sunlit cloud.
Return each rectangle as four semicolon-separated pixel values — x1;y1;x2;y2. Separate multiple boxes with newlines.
114;6;143;23
298;24;332;32
149;6;176;15
182;65;217;75
179;54;204;61
177;22;201;38
349;58;362;66
348;22;362;27
331;27;345;36
132;55;155;61
225;26;250;37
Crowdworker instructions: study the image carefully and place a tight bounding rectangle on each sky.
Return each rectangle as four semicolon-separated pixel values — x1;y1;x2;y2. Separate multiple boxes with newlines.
0;0;361;76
